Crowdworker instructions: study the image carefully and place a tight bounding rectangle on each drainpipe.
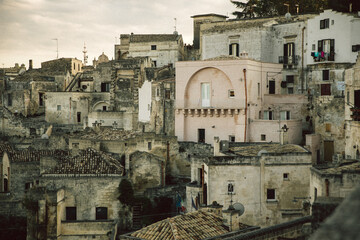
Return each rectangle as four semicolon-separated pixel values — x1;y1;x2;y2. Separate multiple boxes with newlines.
243;69;248;142
301;27;306;93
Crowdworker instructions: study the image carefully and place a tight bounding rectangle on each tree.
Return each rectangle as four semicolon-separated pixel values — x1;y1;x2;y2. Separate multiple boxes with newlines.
118;179;134;206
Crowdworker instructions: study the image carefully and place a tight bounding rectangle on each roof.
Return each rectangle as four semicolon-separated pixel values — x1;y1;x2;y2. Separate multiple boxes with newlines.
69;128;141;141
228;143;309;157
12;69;66;82
312;161;360;176
191;13;228;18
127;211;236;240
44;148;124;175
129;34;181;43
0;142;70;163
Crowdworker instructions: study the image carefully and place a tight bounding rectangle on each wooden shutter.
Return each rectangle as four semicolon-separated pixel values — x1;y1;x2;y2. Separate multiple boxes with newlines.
321;84;331;96
318;40;323;52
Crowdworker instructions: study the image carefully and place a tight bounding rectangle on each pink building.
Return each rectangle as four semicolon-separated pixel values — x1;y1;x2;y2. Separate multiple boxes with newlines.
175;56;306;144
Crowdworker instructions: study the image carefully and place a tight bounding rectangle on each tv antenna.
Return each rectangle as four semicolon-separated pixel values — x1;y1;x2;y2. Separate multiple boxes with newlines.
83;42;88;66
52;38;58;59
173;18;178;34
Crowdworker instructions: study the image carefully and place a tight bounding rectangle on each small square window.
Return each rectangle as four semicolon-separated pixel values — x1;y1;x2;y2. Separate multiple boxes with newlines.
229;136;235;142
283;173;289;180
103;106;107;111
66;207;77;221
151;45;157;50
57;105;61;111
96;207;108;220
228;90;235;98
288;87;294;94
267;189;276;200
261;134;266;141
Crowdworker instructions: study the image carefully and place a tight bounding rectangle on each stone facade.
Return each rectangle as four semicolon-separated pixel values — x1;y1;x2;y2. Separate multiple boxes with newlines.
186;141;312;227
175;57;306;145
115;34;184;68
41;58;83;76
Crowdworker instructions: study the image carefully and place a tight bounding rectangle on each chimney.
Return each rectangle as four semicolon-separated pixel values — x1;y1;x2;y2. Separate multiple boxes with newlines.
29;59;33;70
200;201;223;217
223;206;241;232
214;136;220;156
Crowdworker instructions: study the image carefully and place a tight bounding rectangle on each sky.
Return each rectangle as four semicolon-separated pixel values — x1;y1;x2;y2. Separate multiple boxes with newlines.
0;0;236;68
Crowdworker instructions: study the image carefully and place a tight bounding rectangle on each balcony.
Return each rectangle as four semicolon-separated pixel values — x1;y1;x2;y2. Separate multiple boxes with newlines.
278;55;299;67
311;51;335;62
350;108;360;121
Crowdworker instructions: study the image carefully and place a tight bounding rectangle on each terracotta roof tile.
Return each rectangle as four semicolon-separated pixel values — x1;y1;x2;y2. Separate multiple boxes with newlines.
129;34;181;43
129;211;233;240
44;148;124;175
229;143;308;156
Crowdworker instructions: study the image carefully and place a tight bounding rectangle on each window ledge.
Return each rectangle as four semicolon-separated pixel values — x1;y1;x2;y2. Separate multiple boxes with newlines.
266;199;278;203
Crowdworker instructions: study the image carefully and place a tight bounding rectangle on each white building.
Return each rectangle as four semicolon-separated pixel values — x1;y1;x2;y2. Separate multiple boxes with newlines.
115;33;184;68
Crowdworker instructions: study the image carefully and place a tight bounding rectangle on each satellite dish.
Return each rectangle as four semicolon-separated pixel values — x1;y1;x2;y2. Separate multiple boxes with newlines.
233;202;245;216
257;150;268;156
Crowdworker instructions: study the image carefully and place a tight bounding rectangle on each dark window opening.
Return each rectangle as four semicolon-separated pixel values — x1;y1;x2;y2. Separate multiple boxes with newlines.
325;179;330;197
77;112;81;123
229;136;235;142
39;93;44;106
286;75;294;83
198;168;203;185
283;173;289;180
288;87;294;94
323;70;330;80
314;188;318;201
7;94;12;107
153;61;157;67
228;183;234;194
148;142;152;150
267;189;275;200
151;45;157;50
66;207;77;221
101;83;110;92
261;134;266;141
25;182;32;191
103;106;107;111
321;84;331;96
96;207;108;220
320;18;329;29
3;178;8;192
198;129;205;143
269;80;275;94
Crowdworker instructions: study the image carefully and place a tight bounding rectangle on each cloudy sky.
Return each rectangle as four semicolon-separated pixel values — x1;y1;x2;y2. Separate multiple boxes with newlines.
0;0;236;68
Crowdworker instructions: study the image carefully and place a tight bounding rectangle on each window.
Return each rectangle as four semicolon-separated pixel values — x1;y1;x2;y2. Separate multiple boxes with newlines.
198;129;205;143
258;83;260;97
227;182;234;194
283;173;289;180
228;90;235;98
229;43;239;57
165;89;171;99
151;45;157;50
325;123;331;132
25;182;32;191
66;207;77;220
286;75;294;83
331;20;334;25
320;18;329;29
229;136;235;142
148;142;152;150
283;43;295;64
77;112;81;123
57;105;61;111
73;63;76;70
261;134;266;141
312;44;316;51
269;80;275;94
101;83;110;92
323;70;330;81
321;84;331;96
263;111;273;120
280;111;291;120
7;94;12;107
347;91;350;104
201;83;210;107
96;207;108;220
39;93;44;106
267;189;276;200
314;187;318;201
318;39;335;61
288;87;294;94
152;61;157;67
156;88;160;97
103;106;107;111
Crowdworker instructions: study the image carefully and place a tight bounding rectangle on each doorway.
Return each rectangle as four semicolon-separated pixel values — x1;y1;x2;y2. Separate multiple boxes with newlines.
198;129;205;143
324;141;334;162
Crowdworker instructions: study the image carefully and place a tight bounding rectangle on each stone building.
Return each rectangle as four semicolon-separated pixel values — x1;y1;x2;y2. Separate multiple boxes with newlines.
344;54;360;159
310;160;360;203
41;57;83;76
194;13;316;95
186;140;312;227
306;10;360;163
175;56;307;145
115;33;184;67
26;148;124;240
